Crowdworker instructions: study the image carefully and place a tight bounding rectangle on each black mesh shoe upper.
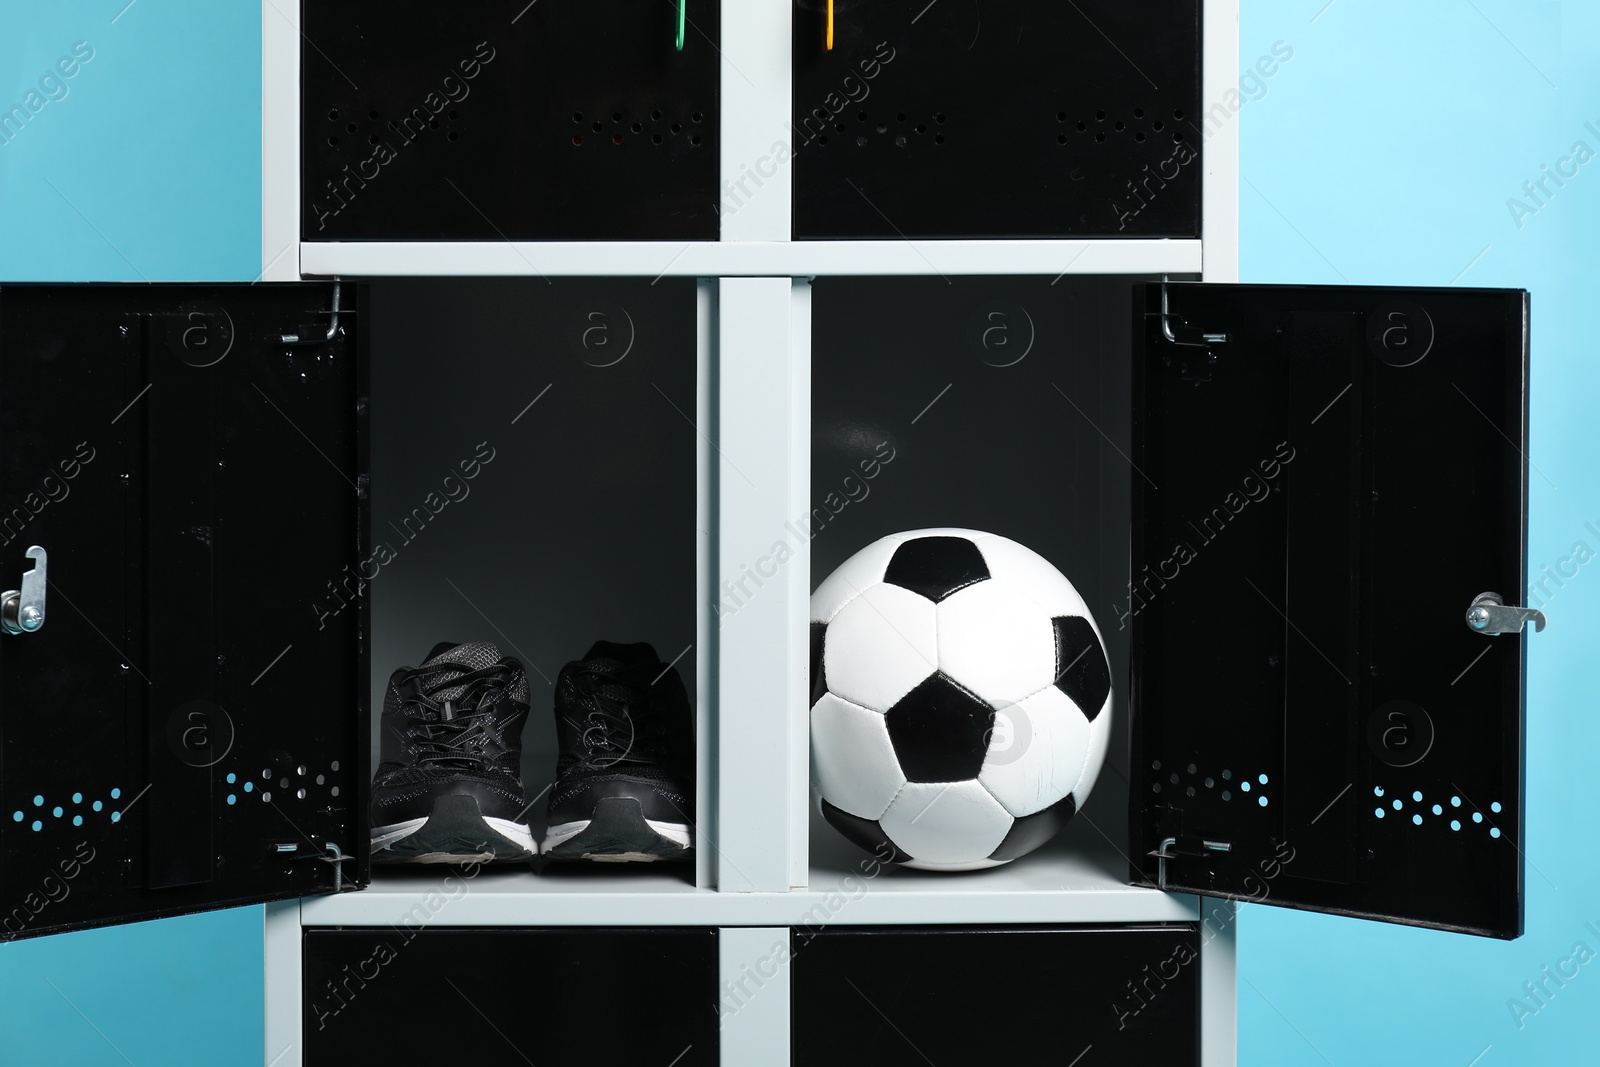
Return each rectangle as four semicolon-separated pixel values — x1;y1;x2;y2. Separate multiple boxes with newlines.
372;641;532;826
546;641;694;827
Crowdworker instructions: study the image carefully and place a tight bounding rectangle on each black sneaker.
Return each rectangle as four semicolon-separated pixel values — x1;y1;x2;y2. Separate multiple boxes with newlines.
543;641;694;862
370;641;536;864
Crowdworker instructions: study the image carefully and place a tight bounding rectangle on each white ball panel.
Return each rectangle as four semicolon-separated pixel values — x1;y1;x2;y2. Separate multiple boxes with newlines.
823;584;939;712
811;692;906;820
879;780;1014;866
1072;692;1115;805
935;580;1056;707
976;532;1096;619
978;687;1091;818
810;533;906;624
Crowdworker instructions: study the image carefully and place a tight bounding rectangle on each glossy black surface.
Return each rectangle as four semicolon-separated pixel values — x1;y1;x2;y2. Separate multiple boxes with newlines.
793;0;1202;239
302;1;720;240
1130;283;1529;939
0;284;366;940
304;927;718;1065
792;925;1201;1064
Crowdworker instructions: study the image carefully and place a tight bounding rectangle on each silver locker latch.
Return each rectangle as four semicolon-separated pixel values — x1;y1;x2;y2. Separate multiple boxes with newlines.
1;546;47;635
1465;592;1546;636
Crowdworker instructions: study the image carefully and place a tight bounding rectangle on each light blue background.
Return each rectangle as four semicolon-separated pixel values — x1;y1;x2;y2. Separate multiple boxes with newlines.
0;1;1594;1064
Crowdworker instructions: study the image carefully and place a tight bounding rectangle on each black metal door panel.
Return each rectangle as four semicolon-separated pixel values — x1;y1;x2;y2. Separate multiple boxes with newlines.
302;1;720;241
304;927;718;1065
793;0;1201;239
0;284;366;941
1130;283;1529;938
792;925;1201;1065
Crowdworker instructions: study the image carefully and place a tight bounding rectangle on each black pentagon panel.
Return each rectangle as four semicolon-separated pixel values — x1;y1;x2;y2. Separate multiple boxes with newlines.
820;800;914;865
882;536;991;603
810;622;828;707
988;794;1077;862
1052;616;1111;721
885;672;995;783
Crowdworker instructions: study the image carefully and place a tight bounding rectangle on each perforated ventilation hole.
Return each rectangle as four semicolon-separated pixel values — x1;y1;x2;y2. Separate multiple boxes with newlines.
934;134;945;145
631;121;642;133
10;811;20;823
1259;796;1269;807
1375;807;1385;818
243;782;253;793
327;108;339;121
895;135;906;147
671;122;683;134
612;111;623;123
572;111;583;122
1187;763;1198;775
1412;813;1422;825
1057;134;1068;145
331;761;339;772
1151;782;1161;793
857;110;868;122
297;788;307;800
1491;801;1503;813
876;123;887;134
346;122;357;134
1153;120;1165;131
614;134;623;145
1115;121;1125;131
1134;108;1145;118
368;110;379;120
935;113;947;124
1451;796;1461;807
1392;799;1402;810
262;769;271;780
52;807;62;818
1473;812;1483;823
31;821;41;832
652;134;662;145
1173;109;1185;119
331;786;340;798
592;121;603;133
1135;132;1145;142
1221;790;1231;801
92;801;102;812
1259;774;1269;786
1095;133;1105;143
693;111;705;123
316;775;325;786
1186;786;1196;797
856;134;867;147
1173;131;1185;143
297;765;307;777
1432;804;1443;815
1412;790;1423;802
449;110;458;120
1491;827;1501;838
111;811;121;823
226;795;236;806
111;788;121;800
1450;819;1461;831
1221;769;1231;780
33;795;42;807
1169;772;1179;784
72;815;82;826
1204;777;1215;788
1241;780;1251;792
1374;785;1384;796
72;792;82;804
651;109;662;121
1057;110;1068;122
279;778;289;789
1151;760;1161;770
691;134;702;146
573;135;583;146
818;135;829;145
262;791;272;803
1096;110;1106;121
327;136;339;147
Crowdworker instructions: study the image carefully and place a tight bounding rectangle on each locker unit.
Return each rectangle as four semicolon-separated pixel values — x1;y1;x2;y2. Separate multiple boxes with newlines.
0;2;1542;1066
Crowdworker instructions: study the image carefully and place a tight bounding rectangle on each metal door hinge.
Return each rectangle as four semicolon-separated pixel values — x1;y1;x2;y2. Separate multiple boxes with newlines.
280;280;343;345
1;546;47;635
1153;277;1230;348
1149;834;1231;891
1465;592;1546;636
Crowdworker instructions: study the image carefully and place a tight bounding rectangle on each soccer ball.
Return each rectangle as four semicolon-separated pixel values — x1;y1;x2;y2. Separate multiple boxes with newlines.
809;529;1112;871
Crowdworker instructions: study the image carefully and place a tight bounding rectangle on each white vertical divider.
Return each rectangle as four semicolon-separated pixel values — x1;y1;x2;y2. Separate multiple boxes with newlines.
787;279;811;889
263;900;303;1066
261;0;301;281
719;928;792;1067
1202;0;1241;283
715;277;798;892
696;279;717;891
1199;900;1239;1066
718;0;792;242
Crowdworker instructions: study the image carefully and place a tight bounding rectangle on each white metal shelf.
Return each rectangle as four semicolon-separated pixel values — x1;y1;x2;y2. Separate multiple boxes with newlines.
299;239;1203;279
299;820;1192;929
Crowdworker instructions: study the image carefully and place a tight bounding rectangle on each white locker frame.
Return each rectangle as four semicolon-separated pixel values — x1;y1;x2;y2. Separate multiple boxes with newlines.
261;1;1243;1063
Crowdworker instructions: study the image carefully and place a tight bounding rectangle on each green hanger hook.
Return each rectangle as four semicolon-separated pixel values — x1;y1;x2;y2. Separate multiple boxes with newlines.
676;0;686;51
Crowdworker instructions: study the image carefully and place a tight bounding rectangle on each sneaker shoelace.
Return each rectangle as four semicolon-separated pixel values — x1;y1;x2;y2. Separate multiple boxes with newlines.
396;662;519;774
559;665;650;768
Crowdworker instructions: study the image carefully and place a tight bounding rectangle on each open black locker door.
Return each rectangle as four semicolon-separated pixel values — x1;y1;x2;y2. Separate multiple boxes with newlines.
1129;282;1531;939
0;283;368;941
